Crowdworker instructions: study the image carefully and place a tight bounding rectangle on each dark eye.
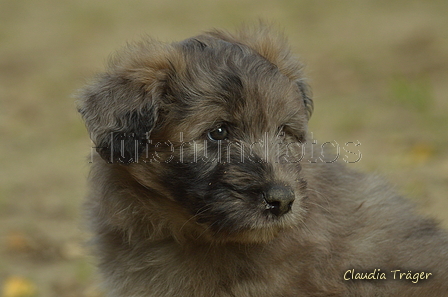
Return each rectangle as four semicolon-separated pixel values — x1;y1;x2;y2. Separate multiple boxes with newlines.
277;125;285;136
208;126;228;141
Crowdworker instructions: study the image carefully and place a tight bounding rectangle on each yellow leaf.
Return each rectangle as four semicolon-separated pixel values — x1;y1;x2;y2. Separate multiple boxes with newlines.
409;143;434;164
2;276;36;297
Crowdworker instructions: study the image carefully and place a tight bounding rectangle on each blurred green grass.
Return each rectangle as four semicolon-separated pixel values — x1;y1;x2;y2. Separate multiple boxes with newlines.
1;1;448;296
389;76;433;112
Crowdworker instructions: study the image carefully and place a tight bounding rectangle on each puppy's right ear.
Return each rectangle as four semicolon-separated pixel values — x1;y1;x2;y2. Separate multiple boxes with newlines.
77;41;184;163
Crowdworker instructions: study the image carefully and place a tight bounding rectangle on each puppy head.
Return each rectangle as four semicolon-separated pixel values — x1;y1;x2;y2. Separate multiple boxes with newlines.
78;25;313;243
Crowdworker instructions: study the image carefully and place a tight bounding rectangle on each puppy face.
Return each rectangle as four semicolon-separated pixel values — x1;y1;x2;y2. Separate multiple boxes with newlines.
78;26;313;243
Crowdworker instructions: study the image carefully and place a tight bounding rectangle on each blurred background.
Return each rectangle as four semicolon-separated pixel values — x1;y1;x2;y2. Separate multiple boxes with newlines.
1;0;447;296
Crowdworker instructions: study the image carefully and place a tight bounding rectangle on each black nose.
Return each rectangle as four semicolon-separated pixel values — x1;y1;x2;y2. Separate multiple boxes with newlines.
263;185;295;217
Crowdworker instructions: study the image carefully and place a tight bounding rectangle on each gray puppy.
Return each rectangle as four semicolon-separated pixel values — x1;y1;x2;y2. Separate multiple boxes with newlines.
77;25;448;296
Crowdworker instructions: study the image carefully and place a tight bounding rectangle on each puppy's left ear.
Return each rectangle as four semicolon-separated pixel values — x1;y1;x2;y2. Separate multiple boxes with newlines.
296;80;314;120
77;41;184;163
238;24;314;119
207;24;314;119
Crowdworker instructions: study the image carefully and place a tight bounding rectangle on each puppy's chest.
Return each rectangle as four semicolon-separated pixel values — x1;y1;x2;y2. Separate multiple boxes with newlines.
124;242;299;297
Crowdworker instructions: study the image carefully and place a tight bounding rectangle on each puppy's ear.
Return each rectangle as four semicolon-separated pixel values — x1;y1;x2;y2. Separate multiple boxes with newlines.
207;23;314;119
297;80;314;120
77;41;184;163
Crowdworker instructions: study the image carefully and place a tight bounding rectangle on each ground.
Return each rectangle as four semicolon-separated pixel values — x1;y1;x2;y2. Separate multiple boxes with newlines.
1;1;447;296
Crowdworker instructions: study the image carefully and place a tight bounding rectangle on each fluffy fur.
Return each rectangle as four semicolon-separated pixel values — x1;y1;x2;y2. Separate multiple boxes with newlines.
78;25;448;296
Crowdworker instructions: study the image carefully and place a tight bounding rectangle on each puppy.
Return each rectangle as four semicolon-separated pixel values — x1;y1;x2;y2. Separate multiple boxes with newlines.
77;25;448;296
